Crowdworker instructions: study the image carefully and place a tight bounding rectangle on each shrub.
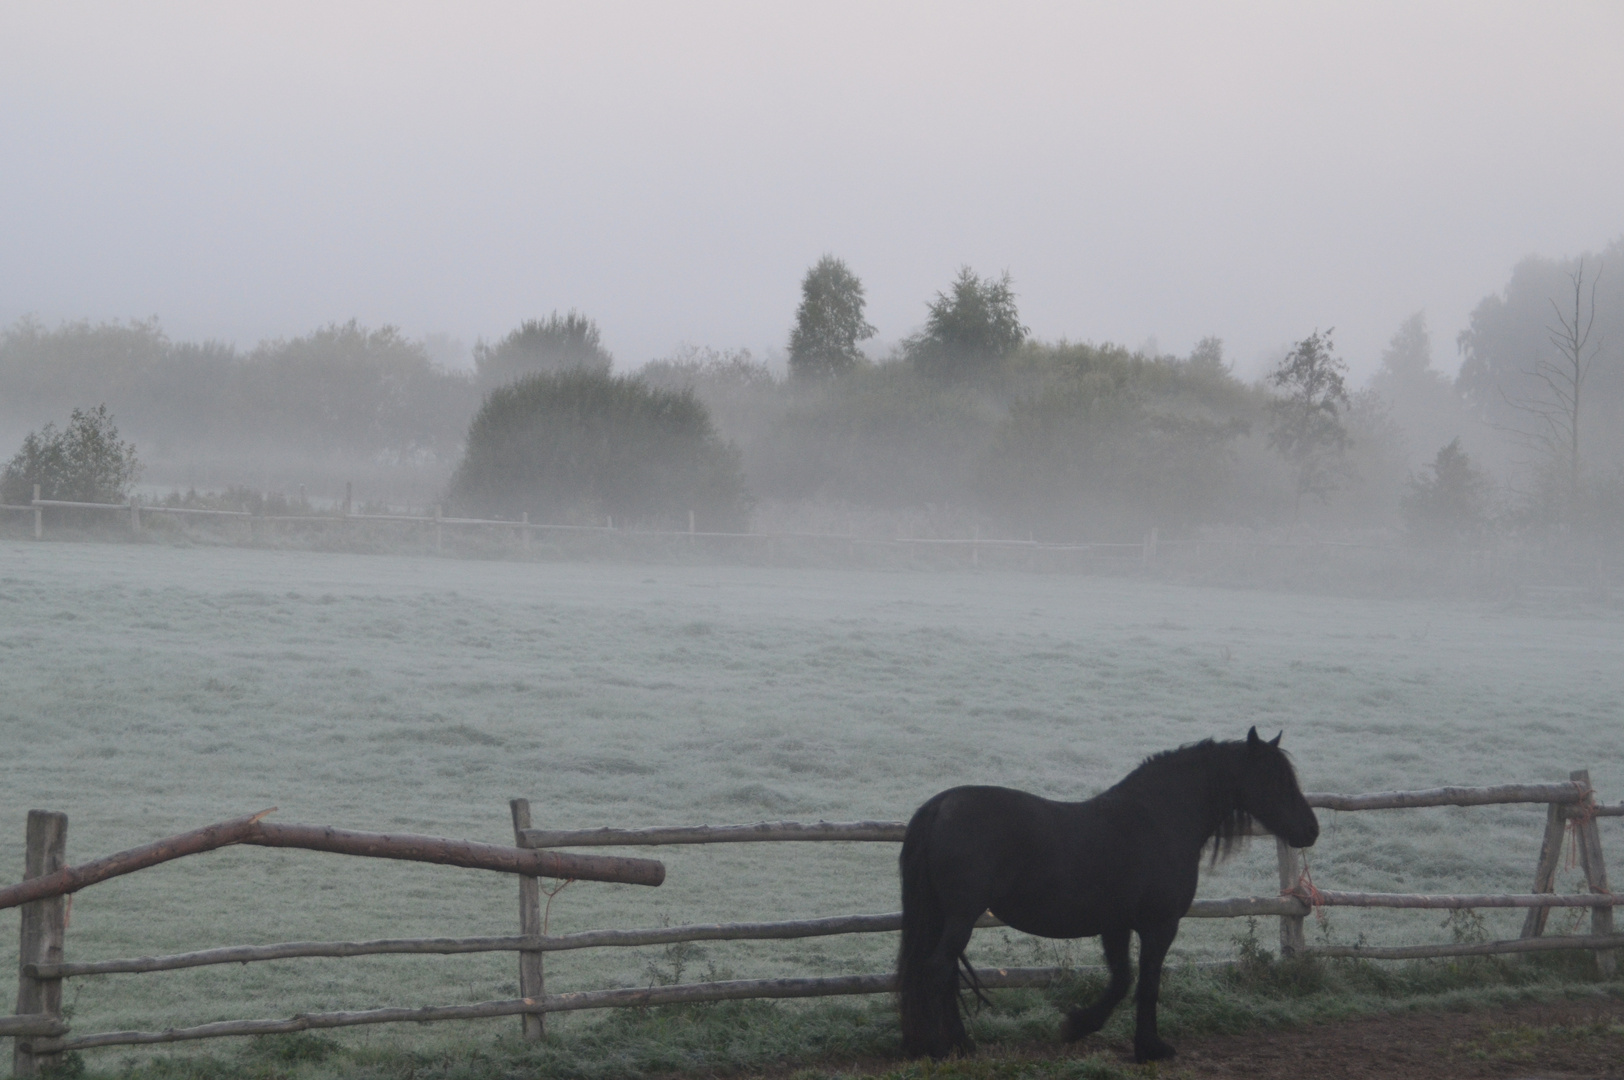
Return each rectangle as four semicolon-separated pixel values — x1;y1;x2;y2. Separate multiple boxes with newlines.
448;370;751;530
1401;437;1492;545
1;405;141;505
474;312;613;391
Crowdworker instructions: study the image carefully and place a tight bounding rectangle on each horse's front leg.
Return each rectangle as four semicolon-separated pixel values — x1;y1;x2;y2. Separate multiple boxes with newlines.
1130;918;1180;1063
1060;927;1130;1042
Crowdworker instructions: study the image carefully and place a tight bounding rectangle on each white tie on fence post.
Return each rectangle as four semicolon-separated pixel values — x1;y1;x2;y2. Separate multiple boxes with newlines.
1569;769;1616;975
14;810;68;1077
32;484;42;540
1276;837;1307;958
510;799;545;1040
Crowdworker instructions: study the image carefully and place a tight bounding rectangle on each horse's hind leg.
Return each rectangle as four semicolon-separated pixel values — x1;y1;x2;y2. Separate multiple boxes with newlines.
924;912;980;1058
1060;927;1131;1042
1130;919;1180;1063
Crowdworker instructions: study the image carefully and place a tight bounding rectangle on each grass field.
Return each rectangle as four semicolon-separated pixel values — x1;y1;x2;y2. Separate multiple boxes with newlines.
0;538;1620;1064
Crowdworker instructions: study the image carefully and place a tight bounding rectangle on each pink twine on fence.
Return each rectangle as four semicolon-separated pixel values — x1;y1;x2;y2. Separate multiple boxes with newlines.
1565;778;1598;873
1284;856;1328;922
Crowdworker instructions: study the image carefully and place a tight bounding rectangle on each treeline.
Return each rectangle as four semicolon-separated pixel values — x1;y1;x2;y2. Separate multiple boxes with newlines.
0;318;478;495
4;236;1622;547
641;337;1394;540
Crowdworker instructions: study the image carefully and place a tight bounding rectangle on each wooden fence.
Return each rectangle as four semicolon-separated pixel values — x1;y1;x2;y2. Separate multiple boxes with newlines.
5;775;1622;1074
8;489;1615;586
0;485;1154;565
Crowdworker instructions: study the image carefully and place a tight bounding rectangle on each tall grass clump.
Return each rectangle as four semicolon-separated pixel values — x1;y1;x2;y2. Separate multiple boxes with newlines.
448;370;751;531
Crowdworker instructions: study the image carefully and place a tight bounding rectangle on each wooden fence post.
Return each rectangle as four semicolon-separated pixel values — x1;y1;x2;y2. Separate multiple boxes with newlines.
1570;769;1616;975
510;799;545;1040
1520;801;1566;939
434;506;443;552
32;484;41;540
129;499;141;533
344;482;353;517
521;512;530;554
1276;837;1307;957
14;811;68;1077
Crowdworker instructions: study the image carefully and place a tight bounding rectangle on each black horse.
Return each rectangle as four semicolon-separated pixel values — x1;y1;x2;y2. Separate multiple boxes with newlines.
897;727;1318;1063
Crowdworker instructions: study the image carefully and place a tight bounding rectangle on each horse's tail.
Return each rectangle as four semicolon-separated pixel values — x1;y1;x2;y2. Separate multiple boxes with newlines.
897;797;944;1056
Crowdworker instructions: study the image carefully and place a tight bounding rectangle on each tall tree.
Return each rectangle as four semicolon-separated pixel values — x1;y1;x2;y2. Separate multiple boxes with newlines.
1497;260;1605;525
907;267;1027;380
1367;312;1467;470
1268;329;1352;521
1457;238;1624;465
787;256;875;379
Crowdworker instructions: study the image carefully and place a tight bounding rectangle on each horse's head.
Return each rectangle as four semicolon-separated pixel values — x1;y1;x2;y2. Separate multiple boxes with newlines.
1237;727;1319;848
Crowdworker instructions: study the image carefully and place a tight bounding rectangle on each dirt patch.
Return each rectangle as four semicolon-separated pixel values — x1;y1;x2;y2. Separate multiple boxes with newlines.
1157;998;1624;1080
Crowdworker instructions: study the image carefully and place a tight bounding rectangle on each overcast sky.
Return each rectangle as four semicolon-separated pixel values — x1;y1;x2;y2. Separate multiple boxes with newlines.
3;2;1621;381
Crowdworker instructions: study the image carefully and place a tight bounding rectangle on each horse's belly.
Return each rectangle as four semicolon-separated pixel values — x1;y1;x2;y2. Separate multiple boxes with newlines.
991;903;1101;940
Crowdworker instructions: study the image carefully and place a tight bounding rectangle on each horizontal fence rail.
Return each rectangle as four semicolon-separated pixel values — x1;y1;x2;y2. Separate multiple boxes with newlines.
34;968;1082;1053
32;889;1624;982
8;777;1619;1072
521;789;1621;849
0;813;663;913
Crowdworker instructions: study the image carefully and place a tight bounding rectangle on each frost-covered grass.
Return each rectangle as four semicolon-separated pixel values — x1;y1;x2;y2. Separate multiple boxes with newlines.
0;539;1620;1061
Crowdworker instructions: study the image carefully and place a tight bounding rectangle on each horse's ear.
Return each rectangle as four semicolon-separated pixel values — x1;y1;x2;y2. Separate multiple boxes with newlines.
1269;731;1282;747
1246;726;1261;749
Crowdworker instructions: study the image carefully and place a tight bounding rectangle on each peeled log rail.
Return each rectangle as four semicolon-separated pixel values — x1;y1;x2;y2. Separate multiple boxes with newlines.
47;969;1077;1050
521;820;908;848
30;912;978;978
32;899;1313;980
1303;783;1587;811
520;786;1603;849
1306;890;1623;909
0;1015;69;1038
0;811;275;910
1307;934;1624;961
242;822;664;885
0;814;664;911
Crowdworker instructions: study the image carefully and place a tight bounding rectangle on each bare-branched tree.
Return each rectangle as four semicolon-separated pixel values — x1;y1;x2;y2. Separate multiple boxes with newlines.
1497;259;1604;527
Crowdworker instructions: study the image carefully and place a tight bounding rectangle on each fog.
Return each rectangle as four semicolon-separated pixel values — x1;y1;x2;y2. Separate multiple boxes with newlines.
3;3;1622;380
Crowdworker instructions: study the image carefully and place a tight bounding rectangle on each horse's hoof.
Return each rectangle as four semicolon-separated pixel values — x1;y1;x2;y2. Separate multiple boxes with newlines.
1133;1037;1177;1063
1060;1010;1104;1042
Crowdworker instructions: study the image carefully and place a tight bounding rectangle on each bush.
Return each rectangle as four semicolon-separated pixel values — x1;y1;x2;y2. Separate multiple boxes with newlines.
1401;437;1492;545
1;405;141;505
448;370;751;530
474;311;613;392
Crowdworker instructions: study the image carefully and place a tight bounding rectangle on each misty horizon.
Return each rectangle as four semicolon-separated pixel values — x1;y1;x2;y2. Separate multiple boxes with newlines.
4;4;1622;387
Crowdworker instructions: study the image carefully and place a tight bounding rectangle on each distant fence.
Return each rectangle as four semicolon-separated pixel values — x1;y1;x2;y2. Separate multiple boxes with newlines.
6;486;1615;585
5;773;1620;1073
0;483;1155;567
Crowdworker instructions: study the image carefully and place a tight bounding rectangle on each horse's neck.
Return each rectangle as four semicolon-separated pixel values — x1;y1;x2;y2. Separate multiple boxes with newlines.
1133;753;1239;844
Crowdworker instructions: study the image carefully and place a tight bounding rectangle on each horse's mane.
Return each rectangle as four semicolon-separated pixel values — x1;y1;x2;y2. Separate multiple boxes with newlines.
1117;738;1257;864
